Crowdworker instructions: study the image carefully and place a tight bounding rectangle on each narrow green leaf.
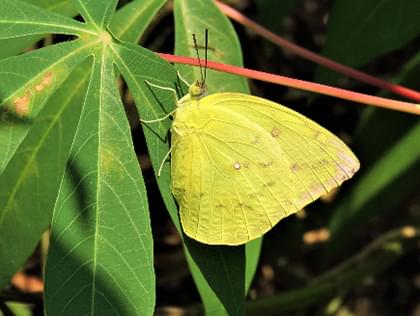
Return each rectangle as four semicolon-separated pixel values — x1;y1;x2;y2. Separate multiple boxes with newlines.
0;39;92;173
0;58;89;289
45;46;155;315
109;0;167;43
327;121;420;254
0;0;90;39
71;0;118;29
174;0;249;94
315;0;420;84
245;238;262;290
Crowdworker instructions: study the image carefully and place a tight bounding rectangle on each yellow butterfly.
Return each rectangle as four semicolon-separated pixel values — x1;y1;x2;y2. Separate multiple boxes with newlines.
146;34;359;246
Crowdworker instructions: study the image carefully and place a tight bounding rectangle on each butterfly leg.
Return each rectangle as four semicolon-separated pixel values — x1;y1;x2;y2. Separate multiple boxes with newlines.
176;70;191;87
140;108;177;123
157;140;179;177
142;80;179;123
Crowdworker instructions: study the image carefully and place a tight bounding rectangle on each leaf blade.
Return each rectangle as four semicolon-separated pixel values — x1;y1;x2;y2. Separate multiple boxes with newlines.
45;46;155;315
0;39;93;173
109;0;167;43
0;58;89;288
71;0;118;29
0;0;90;39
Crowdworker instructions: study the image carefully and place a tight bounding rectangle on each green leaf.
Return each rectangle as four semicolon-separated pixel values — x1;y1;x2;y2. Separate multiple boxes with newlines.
0;0;89;39
71;0;118;29
0;0;78;59
0;39;92;173
174;0;249;94
109;0;167;43
45;44;155;315
245;238;262;290
23;0;76;12
315;0;420;84
0;58;89;289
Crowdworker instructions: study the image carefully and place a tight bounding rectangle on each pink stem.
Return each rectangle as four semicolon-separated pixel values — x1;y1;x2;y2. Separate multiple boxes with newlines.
158;53;420;115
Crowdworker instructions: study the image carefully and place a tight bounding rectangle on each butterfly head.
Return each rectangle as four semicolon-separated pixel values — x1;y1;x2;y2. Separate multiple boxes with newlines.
189;80;207;100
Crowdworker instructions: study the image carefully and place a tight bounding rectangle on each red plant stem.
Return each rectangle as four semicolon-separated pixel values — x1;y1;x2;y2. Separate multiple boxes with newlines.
158;53;420;115
215;1;420;103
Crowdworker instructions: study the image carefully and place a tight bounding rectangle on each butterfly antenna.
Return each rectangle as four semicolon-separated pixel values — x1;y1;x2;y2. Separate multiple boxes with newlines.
192;33;204;86
203;29;208;84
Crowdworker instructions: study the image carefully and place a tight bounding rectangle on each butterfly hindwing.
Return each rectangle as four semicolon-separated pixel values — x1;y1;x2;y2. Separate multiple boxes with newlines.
207;93;360;195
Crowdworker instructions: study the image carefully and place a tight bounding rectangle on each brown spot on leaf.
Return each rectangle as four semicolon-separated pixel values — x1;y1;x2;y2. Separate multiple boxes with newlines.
14;94;30;116
42;72;53;86
34;72;54;92
35;84;44;92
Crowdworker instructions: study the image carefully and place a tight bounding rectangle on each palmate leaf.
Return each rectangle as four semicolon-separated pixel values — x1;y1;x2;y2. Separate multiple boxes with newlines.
0;0;166;314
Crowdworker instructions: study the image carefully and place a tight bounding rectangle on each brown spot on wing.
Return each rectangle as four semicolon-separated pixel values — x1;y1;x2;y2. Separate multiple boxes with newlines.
271;127;281;137
290;163;300;173
259;161;274;168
